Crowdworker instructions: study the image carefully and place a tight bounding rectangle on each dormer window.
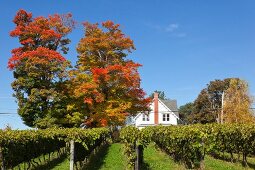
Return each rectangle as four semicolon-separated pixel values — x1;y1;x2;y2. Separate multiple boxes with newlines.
142;113;149;121
163;113;170;121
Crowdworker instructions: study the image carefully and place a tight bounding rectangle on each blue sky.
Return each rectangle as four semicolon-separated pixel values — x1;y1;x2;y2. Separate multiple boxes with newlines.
1;0;255;129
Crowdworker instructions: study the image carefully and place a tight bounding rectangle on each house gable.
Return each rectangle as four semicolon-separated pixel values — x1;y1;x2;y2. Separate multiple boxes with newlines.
158;99;179;119
134;93;179;128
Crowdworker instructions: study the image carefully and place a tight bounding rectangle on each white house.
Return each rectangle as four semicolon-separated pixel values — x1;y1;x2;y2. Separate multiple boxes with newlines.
134;93;179;129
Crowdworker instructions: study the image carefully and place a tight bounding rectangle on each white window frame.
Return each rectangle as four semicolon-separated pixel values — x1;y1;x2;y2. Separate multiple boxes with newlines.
163;113;170;121
142;112;149;121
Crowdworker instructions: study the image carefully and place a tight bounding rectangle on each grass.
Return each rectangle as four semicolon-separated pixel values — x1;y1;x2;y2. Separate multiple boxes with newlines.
84;143;127;170
142;143;255;170
205;155;255;170
12;148;69;170
50;157;69;170
142;143;185;170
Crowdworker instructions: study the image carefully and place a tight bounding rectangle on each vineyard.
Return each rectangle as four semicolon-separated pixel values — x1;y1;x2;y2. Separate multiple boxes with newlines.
0;128;109;169
1;124;255;169
120;124;255;169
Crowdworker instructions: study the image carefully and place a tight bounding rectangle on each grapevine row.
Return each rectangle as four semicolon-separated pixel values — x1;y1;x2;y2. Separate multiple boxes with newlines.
120;124;255;169
0;127;109;169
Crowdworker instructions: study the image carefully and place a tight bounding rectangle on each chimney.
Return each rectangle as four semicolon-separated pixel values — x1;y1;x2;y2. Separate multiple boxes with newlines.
154;92;159;125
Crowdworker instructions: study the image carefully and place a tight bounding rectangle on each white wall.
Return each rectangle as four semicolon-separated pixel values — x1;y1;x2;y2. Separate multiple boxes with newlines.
135;99;178;128
135;111;155;127
158;100;177;125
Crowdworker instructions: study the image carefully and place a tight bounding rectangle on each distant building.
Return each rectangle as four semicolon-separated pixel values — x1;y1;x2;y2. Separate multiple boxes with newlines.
133;92;179;129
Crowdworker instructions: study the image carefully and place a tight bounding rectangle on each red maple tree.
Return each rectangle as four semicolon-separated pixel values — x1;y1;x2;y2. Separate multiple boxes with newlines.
8;9;75;128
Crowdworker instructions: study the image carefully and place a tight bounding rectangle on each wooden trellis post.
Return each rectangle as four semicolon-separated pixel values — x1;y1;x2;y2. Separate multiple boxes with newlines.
135;145;143;170
70;140;74;170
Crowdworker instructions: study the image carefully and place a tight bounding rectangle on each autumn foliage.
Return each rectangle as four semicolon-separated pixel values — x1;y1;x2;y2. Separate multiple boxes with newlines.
8;9;74;128
223;79;254;123
8;9;74;70
9;10;253;128
186;78;253;124
71;21;150;127
9;10;149;128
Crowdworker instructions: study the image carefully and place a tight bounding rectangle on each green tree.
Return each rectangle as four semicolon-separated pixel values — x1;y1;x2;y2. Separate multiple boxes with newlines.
178;102;194;124
191;89;216;124
149;90;167;100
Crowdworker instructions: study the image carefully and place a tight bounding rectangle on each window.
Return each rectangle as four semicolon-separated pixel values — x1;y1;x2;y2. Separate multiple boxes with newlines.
142;113;149;121
163;113;170;121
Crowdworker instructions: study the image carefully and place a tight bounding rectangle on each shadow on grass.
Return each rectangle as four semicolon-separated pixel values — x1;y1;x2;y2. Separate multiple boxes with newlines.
32;153;68;170
247;162;255;169
141;161;151;170
210;152;237;163
82;144;110;170
210;152;255;169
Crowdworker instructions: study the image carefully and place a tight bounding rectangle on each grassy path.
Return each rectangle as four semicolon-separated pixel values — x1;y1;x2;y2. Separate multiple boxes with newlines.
142;144;185;170
84;143;127;170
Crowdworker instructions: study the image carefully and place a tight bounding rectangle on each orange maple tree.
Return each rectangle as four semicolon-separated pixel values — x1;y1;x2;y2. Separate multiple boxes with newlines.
71;21;150;127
